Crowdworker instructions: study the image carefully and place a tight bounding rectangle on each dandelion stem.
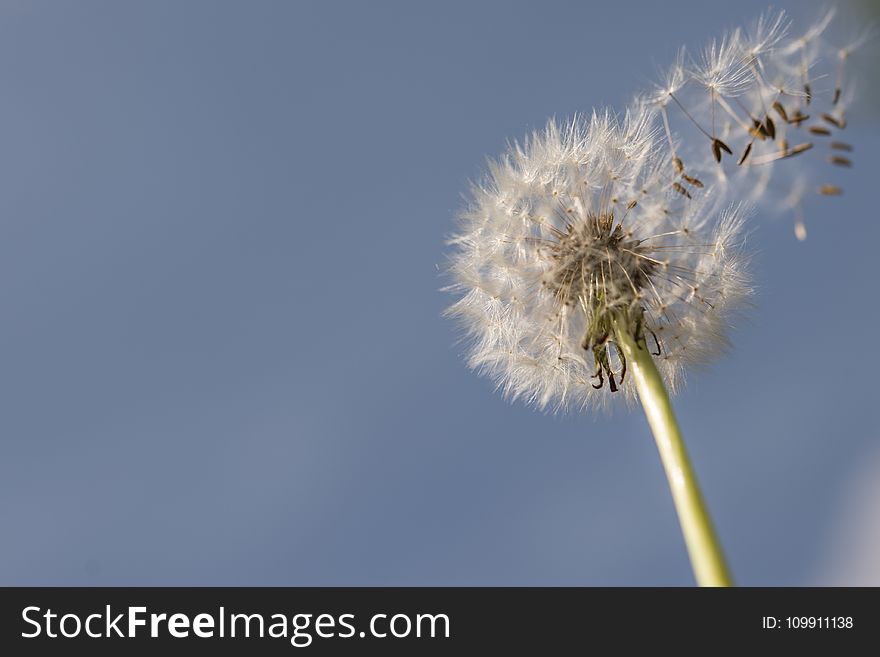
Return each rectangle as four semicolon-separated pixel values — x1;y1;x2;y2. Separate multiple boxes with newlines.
612;317;733;587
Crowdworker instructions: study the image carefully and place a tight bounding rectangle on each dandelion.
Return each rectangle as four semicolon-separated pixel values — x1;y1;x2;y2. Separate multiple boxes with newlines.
446;110;749;585
446;111;749;412
445;8;865;587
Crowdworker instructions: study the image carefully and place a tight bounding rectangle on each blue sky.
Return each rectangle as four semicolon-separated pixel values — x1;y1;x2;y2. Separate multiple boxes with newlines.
0;0;877;585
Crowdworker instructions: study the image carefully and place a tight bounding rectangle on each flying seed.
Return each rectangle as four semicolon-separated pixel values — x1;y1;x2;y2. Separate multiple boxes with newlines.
749;142;813;165
787;143;813;157
805;83;812;105
711;138;732;163
672;182;692;199
773;101;789;122
833;88;842;105
737;142;753;165
819;185;842;196
681;174;703;188
822;113;846;129
788;112;810;126
830;156;852;167
764;116;776;140
808;126;831;136
673;156;684;173
749;119;768;140
830;142;853;152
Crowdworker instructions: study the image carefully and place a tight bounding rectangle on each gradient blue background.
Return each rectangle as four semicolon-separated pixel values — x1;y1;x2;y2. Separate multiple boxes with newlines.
1;0;877;586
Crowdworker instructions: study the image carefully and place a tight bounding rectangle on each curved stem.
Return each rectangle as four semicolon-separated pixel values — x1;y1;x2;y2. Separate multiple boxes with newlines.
612;318;734;587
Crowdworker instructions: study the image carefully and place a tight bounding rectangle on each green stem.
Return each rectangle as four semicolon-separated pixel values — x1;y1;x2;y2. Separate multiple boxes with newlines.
612;317;733;587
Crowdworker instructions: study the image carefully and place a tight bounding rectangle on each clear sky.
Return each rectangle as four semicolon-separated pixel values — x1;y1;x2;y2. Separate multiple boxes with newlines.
0;0;877;585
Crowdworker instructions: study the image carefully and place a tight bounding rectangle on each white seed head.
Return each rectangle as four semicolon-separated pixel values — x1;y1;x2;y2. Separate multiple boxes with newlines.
445;112;751;412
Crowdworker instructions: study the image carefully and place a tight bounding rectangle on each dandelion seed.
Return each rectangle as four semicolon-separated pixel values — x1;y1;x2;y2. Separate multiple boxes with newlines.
772;101;789;122
641;8;865;238
682;174;704;188
672;182;693;198
794;217;808;241
763;116;777;140
819;185;843;196
822;113;846;129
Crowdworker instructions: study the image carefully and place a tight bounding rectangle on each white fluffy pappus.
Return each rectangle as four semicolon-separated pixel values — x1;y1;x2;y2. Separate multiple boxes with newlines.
445;111;751;412
641;8;869;239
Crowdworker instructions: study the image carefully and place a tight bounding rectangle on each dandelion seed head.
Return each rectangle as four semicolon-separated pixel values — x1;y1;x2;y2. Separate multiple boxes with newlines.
445;112;751;412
